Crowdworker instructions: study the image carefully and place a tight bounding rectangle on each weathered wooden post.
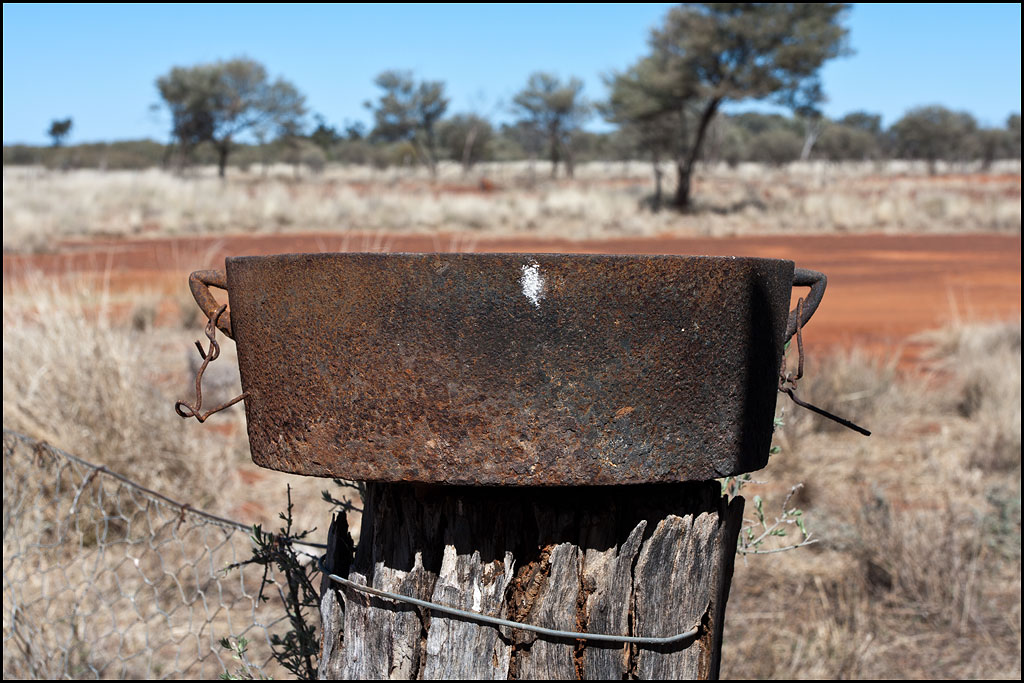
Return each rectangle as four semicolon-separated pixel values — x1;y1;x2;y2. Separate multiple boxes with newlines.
178;253;827;679
318;482;742;679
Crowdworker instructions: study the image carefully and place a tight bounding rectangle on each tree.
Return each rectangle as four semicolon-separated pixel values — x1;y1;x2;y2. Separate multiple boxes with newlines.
808;110;884;162
437;114;494;173
703;115;750;166
310;114;342;154
792;84;826;161
747;126;803;165
495;121;544;163
1007;113;1021;159
839;111;883;136
730;112;804;137
974;127;1014;169
367;70;449;177
156;57;306;177
622;3;850;210
511;72;591;178
889;105;978;173
603;57;687;208
815;122;880;161
47;118;73;147
342;120;367;141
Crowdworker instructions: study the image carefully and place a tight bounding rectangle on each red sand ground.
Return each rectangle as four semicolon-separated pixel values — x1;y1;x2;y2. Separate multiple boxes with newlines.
4;232;1020;367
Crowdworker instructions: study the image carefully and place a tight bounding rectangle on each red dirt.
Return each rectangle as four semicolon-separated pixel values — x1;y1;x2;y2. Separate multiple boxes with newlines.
4;232;1020;367
342;178;504;197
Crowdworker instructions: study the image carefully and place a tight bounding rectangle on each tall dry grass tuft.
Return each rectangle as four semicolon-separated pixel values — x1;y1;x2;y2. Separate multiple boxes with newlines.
1;273;335;533
852;495;987;633
776;347;904;450
724;320;1021;679
2;274;360;678
2;275;230;505
920;320;1022;472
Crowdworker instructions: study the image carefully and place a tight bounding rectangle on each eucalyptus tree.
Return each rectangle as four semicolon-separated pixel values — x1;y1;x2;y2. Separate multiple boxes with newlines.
612;3;851;210
367;70;449;177
808;110;884;162
603;56;688;208
437;114;494;174
156;57;306;177
1008;114;1022;159
839;111;883;137
511;72;591;178
47;118;73;147
815;122;880;161
889;105;978;173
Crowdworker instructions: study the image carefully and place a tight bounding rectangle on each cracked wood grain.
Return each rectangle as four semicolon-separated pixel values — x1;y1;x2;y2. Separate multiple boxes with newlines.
320;482;743;680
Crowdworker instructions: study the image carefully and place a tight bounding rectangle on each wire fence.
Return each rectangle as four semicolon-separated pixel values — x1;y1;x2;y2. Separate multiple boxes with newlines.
2;428;308;680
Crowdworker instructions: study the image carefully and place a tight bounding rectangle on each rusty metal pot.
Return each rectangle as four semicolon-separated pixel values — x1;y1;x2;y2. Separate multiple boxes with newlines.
182;253;825;485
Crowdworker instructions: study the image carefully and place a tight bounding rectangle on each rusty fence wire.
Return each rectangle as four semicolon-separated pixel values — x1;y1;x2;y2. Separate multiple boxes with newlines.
2;428;305;680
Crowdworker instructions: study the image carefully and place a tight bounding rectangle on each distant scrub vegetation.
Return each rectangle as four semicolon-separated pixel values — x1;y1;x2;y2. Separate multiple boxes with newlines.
5;4;1020;203
5;108;1019;174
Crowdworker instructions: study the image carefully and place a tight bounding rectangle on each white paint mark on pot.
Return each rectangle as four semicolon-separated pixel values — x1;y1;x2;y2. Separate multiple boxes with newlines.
520;261;545;308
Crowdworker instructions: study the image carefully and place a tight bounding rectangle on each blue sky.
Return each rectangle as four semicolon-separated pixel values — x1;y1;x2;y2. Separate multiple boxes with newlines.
3;3;1021;145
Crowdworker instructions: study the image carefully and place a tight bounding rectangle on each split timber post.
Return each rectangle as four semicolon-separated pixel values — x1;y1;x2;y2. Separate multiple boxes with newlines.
176;256;829;679
317;484;743;679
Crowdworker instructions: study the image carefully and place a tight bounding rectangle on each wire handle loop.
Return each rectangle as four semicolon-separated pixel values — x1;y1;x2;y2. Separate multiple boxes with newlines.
189;269;233;339
175;305;247;423
785;268;826;341
778;296;871;436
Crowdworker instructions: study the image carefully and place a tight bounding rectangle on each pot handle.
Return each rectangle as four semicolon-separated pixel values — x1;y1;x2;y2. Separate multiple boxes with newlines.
785;268;826;341
189;270;233;339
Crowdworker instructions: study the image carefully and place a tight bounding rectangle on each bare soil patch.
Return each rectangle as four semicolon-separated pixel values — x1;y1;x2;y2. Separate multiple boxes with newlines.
5;231;1019;367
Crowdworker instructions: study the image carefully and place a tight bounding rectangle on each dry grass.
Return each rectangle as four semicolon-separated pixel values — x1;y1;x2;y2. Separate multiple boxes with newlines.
1;274;351;679
1;272;342;538
2;266;1019;679
4;160;1019;251
919;321;1022;472
723;320;1021;679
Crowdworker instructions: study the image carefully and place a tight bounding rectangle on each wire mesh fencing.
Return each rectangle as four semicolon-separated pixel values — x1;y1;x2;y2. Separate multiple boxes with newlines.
3;428;311;679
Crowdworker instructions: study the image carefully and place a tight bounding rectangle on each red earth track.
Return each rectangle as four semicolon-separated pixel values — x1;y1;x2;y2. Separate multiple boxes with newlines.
4;232;1020;367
